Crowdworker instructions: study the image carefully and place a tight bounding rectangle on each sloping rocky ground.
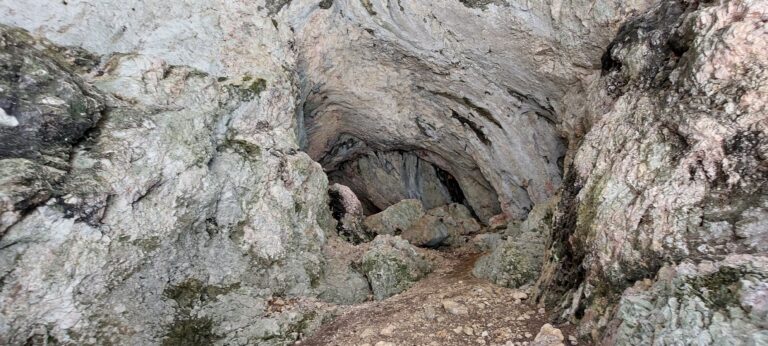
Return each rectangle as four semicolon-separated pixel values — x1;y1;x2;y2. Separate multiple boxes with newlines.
0;0;765;345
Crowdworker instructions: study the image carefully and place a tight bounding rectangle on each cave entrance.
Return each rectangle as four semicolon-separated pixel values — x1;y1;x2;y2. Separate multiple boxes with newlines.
326;150;475;217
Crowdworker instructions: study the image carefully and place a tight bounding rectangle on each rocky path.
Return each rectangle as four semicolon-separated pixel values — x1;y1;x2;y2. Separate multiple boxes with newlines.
299;250;581;346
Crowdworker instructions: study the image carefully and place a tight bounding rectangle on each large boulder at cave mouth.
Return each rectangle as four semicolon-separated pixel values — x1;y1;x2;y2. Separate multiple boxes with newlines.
328;183;370;243
473;202;554;288
363;199;424;236
357;235;432;300
402;203;482;247
317;238;372;305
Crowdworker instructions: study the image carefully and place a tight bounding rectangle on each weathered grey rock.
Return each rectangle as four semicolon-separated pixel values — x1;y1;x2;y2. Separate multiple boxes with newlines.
363;199;424;236
0;26;333;345
607;255;768;345
473;201;554;287
402;203;481;247
0;0;763;344
328;183;370;243
532;323;564;346
357;235;431;300
0;26;105;235
534;0;768;342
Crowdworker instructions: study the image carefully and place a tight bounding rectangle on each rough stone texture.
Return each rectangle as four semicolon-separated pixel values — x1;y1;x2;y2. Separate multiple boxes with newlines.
0;27;333;345
363;199;425;236
532;323;565;346
328;183;370;243
317;238;372;305
402;203;482;247
0;26;105;235
358;235;432;300
474;200;554;288
605;255;768;345
532;0;768;343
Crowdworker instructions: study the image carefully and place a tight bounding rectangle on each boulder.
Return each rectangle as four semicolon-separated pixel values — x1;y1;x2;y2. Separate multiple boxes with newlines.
402;203;481;248
328;183;370;243
532;324;565;346
473;201;553;287
363;199;424;236
357;235;431;300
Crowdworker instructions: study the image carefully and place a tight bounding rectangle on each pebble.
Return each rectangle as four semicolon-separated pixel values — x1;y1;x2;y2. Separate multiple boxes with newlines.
361;328;376;338
442;300;469;316
568;335;578;345
423;306;437;320
380;325;395;337
524;332;533;338
511;291;528;300
533;324;564;346
375;342;395;346
464;326;475;336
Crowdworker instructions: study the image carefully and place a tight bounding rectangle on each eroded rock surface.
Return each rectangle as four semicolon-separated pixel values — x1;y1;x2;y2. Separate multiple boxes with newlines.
363;199;425;236
0;26;333;345
531;0;768;342
358;235;432;300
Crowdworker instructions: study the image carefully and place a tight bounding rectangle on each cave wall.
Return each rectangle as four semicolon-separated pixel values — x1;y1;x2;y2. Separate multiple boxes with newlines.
533;0;768;342
291;0;652;220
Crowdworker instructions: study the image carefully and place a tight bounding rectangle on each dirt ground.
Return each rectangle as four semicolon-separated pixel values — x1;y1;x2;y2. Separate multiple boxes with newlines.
298;249;582;346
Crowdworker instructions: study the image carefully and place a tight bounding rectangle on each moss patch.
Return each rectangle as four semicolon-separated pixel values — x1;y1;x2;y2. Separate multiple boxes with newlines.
163;317;218;346
360;0;376;15
164;279;241;310
686;267;743;311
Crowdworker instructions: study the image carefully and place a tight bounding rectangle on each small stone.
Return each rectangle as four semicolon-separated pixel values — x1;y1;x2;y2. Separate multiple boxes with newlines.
538;307;546;314
361;328;376;338
511;291;528;300
568;335;578;345
375;342;395;346
454;326;464;334
464;326;475;336
482;331;490;337
532;324;564;346
380;325;395;336
442;300;469;315
423;306;437;320
524;332;533;338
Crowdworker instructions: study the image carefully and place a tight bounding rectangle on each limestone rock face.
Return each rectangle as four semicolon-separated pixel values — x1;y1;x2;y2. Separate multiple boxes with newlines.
533;0;768;342
358;235;432;300
293;0;651;221
0;26;333;345
363;199;425;236
0;26;105;234
608;255;768;345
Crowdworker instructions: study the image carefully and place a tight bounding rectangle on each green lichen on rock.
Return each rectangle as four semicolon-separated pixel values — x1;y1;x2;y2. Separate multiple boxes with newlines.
684;266;743;311
473;232;542;288
360;0;376;15
163;317;218;346
457;0;502;9
164;279;241;310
